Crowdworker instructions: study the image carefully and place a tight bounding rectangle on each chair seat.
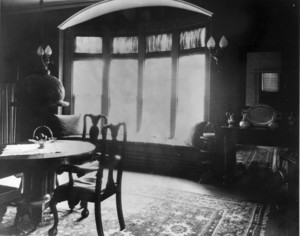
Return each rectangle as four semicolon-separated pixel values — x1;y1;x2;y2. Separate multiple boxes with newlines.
71;154;121;176
74;160;99;172
53;171;98;204
73;171;98;192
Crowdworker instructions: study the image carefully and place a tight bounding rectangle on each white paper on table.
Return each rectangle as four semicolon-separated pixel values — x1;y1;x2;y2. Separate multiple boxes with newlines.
0;143;56;156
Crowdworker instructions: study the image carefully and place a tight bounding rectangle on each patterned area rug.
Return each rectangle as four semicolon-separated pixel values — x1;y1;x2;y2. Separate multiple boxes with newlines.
0;185;268;236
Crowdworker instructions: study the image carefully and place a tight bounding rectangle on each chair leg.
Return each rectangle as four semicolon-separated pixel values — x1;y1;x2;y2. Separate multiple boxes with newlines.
14;203;28;235
116;189;125;230
81;201;89;219
48;199;59;236
68;198;79;212
95;201;104;236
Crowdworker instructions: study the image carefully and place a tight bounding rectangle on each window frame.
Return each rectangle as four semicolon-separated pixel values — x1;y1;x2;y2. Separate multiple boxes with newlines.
60;23;211;143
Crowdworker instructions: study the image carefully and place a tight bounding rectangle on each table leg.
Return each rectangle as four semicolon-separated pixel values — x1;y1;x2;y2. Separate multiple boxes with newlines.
15;168;56;231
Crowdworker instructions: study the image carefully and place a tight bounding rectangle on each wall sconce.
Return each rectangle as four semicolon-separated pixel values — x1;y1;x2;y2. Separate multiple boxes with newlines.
14;45;68;107
37;45;53;69
206;36;228;65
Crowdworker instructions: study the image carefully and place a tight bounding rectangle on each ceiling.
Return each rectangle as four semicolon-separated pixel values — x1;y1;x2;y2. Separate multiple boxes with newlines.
2;0;212;30
1;0;99;14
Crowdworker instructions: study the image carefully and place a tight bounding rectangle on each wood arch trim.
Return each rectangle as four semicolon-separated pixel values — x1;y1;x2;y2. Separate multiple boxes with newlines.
58;0;213;30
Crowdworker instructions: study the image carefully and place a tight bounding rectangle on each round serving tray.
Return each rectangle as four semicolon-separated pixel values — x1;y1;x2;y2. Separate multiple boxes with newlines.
246;104;276;127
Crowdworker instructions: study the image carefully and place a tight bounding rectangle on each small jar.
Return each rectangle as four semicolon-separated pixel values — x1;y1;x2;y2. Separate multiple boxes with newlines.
239;113;249;128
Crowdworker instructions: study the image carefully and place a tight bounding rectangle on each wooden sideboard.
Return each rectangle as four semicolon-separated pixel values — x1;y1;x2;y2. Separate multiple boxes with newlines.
218;125;298;185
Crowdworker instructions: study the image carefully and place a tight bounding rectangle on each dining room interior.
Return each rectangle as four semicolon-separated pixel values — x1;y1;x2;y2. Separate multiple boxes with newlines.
0;0;299;235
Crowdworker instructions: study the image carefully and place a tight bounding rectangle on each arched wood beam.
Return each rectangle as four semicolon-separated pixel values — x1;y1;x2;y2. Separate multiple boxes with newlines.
58;0;213;30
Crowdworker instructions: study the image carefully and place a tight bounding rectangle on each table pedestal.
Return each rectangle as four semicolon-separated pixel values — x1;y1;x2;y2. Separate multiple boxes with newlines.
0;140;96;233
15;168;57;233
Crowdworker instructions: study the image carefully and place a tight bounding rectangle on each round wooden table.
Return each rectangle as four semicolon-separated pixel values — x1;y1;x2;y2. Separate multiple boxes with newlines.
0;140;96;231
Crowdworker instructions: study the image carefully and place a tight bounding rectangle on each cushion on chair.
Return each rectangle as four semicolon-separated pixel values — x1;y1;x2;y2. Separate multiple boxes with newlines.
64;172;98;203
75;160;99;171
73;171;98;192
48;114;81;138
73;160;99;177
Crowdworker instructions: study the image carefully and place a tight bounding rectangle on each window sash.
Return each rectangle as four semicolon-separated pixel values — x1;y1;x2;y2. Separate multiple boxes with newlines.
180;27;206;50
112;36;138;54
75;36;102;53
146;33;172;53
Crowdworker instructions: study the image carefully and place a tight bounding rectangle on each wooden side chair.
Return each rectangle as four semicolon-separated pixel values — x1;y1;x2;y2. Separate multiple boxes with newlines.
48;122;127;236
53;114;108;210
82;114;108;142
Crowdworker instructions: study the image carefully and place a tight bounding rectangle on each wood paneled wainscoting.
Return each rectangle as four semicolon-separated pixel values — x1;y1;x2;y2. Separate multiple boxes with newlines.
59;138;219;181
112;142;215;180
0;83;16;144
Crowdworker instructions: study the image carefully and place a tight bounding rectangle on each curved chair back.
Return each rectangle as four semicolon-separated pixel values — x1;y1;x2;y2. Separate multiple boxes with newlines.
82;114;108;142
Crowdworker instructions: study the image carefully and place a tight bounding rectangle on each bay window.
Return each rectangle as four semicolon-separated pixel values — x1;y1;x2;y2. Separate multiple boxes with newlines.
66;25;208;145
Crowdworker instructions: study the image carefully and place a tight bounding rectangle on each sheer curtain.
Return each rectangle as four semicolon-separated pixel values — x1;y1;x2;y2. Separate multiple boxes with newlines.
109;59;138;139
175;54;206;145
73;59;103;130
138;58;172;143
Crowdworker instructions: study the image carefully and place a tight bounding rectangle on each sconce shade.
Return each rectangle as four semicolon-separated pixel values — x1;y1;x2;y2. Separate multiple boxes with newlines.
206;35;228;66
219;36;228;48
37;46;44;56
44;45;52;56
206;36;216;49
14;45;69;107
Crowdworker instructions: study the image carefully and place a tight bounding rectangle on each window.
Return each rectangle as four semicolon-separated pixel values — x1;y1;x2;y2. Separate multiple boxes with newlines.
246;52;281;107
176;54;206;143
139;58;172;143
73;59;103;115
75;37;102;53
67;26;207;145
261;72;280;92
146;33;172;52
109;59;138;139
